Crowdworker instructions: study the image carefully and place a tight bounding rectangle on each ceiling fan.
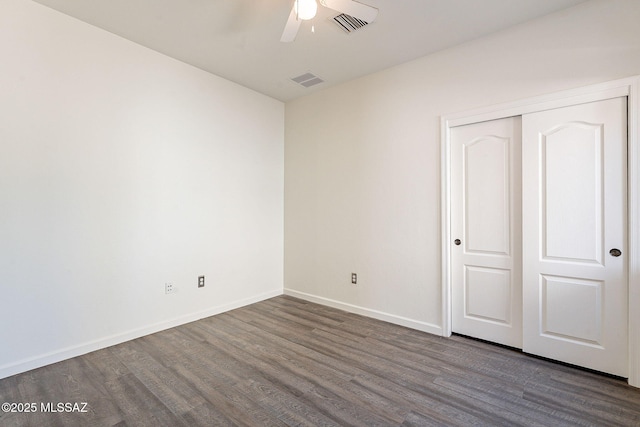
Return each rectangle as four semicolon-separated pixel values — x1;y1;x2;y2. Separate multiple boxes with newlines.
281;0;378;42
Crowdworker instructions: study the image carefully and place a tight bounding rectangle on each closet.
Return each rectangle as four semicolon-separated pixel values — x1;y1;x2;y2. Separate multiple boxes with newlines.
450;97;628;377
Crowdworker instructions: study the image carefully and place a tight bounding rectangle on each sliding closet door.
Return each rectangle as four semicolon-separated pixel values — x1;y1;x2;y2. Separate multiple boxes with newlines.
522;97;628;377
451;117;523;348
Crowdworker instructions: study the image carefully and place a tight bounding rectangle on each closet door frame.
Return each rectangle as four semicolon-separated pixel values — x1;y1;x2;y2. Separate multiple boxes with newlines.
440;75;640;387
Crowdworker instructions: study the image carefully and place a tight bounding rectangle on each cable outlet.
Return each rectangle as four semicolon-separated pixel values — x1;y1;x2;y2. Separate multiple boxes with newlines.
198;275;205;288
351;273;357;284
165;282;175;294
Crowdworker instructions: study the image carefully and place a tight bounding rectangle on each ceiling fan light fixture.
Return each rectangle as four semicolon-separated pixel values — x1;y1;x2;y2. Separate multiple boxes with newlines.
295;0;317;20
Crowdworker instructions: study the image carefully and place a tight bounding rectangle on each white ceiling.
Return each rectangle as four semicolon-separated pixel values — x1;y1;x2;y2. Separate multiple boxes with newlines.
32;0;588;102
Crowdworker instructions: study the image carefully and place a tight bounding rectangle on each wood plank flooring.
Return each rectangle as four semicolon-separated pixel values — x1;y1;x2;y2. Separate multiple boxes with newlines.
1;295;639;426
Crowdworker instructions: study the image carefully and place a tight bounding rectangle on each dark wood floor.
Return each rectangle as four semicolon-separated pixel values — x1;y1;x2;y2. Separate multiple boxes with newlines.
1;295;639;426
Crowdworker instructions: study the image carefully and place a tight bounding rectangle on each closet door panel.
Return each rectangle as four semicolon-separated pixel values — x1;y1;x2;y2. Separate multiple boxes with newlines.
451;117;522;348
522;97;628;377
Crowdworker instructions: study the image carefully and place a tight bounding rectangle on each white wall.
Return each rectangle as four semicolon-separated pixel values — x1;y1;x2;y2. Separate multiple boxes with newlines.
0;0;283;379
284;0;640;332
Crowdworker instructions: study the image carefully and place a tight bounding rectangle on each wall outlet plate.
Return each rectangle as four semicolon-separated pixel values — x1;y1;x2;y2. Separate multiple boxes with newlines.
351;273;357;284
165;282;175;294
198;275;205;288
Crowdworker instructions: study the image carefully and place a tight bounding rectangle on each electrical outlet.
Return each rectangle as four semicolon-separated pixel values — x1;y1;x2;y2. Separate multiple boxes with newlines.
165;282;175;294
351;273;357;284
198;275;205;288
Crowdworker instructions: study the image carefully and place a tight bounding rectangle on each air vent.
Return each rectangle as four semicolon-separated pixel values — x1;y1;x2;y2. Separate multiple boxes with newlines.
291;72;324;88
332;13;369;33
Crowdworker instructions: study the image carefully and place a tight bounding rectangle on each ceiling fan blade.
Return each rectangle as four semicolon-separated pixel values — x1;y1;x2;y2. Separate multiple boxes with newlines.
280;5;302;42
320;0;378;23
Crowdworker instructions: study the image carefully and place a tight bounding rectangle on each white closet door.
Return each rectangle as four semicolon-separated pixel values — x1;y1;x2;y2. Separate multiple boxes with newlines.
522;97;628;377
451;117;523;348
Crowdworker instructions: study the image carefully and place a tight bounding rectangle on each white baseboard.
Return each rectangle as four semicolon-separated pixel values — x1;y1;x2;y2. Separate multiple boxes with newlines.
284;288;443;336
0;289;282;380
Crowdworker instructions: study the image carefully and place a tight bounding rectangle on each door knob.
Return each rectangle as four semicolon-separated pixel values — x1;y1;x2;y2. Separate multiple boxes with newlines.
609;248;622;257
454;239;461;246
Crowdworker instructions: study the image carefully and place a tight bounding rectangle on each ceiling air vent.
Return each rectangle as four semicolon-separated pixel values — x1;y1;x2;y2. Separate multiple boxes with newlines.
291;72;324;88
332;13;369;33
